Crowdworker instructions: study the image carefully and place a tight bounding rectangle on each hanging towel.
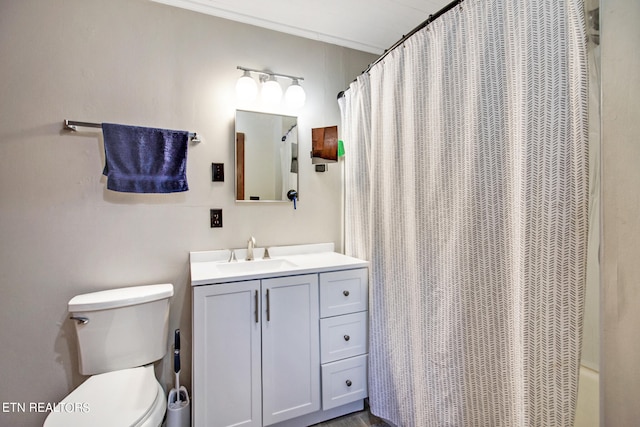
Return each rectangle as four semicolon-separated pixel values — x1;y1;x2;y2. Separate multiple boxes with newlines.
102;123;189;193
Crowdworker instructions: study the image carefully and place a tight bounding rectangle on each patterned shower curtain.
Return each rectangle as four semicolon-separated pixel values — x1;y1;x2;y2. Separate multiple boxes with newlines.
340;1;589;426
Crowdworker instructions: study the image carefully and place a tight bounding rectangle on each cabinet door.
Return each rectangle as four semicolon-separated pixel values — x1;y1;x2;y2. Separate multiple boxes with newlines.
261;274;320;426
193;281;261;427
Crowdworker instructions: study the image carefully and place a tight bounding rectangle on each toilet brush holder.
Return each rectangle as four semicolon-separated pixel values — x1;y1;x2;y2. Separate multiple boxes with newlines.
167;329;190;427
166;387;190;427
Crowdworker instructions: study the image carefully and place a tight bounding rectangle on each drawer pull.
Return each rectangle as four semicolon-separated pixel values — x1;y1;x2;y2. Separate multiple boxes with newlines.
344;334;350;341
346;380;352;387
343;290;350;297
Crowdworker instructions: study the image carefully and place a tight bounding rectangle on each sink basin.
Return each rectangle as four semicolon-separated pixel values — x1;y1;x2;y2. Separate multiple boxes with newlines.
215;258;298;275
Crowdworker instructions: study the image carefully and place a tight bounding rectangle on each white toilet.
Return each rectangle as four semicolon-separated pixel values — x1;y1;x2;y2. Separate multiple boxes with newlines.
45;283;174;427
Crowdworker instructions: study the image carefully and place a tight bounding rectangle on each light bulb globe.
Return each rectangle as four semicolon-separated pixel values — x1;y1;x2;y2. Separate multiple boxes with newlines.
235;71;257;104
262;76;283;106
285;80;306;109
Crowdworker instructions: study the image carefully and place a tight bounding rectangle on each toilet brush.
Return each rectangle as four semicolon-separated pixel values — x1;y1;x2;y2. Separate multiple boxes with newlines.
167;329;190;427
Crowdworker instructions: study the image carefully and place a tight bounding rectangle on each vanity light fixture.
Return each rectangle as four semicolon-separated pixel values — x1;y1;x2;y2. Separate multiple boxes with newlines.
236;66;305;108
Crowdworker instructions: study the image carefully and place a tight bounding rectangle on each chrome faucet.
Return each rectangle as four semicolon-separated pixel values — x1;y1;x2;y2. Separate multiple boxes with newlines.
246;236;256;261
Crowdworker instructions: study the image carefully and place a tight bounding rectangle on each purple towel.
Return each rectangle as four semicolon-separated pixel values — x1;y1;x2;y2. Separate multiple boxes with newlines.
102;123;189;193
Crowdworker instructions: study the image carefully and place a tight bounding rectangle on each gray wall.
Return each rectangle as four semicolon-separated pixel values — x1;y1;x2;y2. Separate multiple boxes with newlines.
0;0;374;424
601;0;640;425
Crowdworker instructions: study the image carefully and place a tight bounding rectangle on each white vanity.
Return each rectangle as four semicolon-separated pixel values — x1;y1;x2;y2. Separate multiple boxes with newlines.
190;243;369;427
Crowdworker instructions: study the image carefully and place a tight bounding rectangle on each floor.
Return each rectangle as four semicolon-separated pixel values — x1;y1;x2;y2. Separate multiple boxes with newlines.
310;408;390;427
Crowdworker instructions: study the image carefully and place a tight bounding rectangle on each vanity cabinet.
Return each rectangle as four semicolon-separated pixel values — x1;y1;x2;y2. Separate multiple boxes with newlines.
190;244;369;427
193;274;319;427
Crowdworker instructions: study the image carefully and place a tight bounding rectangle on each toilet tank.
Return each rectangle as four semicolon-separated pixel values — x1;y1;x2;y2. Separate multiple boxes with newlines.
68;284;174;375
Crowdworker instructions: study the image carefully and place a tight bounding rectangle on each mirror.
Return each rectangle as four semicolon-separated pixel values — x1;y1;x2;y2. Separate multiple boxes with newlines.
235;110;298;202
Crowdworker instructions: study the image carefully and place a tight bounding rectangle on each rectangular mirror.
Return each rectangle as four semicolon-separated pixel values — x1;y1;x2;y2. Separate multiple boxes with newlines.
235;110;298;202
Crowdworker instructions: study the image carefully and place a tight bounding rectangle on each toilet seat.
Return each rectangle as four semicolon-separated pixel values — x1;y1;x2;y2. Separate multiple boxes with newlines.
44;365;166;427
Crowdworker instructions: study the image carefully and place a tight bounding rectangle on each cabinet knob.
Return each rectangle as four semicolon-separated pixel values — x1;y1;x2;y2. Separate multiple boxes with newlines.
343;290;350;297
346;380;352;387
344;334;350;341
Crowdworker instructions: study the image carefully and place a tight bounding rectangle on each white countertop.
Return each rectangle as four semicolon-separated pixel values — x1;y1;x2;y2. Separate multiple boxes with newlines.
190;243;368;286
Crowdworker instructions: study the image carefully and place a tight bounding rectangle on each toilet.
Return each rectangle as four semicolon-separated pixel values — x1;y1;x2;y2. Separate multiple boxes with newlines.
44;283;174;427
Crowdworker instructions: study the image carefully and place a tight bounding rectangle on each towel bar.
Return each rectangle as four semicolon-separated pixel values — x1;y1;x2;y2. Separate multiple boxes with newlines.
64;120;201;143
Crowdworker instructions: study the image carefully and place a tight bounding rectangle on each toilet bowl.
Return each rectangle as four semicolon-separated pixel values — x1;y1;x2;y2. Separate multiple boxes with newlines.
44;365;166;427
44;284;174;427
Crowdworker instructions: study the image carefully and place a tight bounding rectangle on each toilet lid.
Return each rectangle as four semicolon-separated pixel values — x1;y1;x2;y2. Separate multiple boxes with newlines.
44;365;160;427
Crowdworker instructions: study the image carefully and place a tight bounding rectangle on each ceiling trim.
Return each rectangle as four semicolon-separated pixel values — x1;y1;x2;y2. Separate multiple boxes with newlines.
150;0;385;54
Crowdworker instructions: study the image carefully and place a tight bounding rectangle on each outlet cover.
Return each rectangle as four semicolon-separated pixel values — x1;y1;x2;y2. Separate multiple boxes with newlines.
210;209;222;228
212;163;224;182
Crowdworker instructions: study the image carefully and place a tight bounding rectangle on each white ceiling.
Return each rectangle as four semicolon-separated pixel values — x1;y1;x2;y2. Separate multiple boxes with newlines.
150;0;454;54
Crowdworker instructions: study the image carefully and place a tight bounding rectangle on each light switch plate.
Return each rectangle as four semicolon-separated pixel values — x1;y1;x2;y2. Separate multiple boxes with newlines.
212;163;224;182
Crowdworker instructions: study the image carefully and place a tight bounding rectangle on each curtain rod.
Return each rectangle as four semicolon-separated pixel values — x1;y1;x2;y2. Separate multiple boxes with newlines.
337;0;463;99
63;120;201;143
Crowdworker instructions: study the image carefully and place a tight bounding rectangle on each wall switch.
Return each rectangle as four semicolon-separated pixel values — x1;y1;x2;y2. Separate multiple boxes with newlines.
212;163;224;182
210;209;223;228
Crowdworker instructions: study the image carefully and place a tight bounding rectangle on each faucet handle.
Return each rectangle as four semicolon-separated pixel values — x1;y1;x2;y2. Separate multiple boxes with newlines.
264;247;271;259
228;250;237;262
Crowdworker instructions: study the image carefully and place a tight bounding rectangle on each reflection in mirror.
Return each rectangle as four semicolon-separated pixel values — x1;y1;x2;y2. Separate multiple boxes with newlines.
235;110;298;202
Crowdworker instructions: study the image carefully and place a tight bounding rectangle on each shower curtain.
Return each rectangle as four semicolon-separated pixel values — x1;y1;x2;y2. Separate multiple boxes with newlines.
341;1;588;426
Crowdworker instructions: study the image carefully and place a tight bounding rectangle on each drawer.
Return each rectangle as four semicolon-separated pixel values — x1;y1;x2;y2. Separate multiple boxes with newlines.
320;268;368;317
320;311;368;363
321;354;368;410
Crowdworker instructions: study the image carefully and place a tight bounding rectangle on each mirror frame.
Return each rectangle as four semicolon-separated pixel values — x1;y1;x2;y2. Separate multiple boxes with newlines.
235;110;299;203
